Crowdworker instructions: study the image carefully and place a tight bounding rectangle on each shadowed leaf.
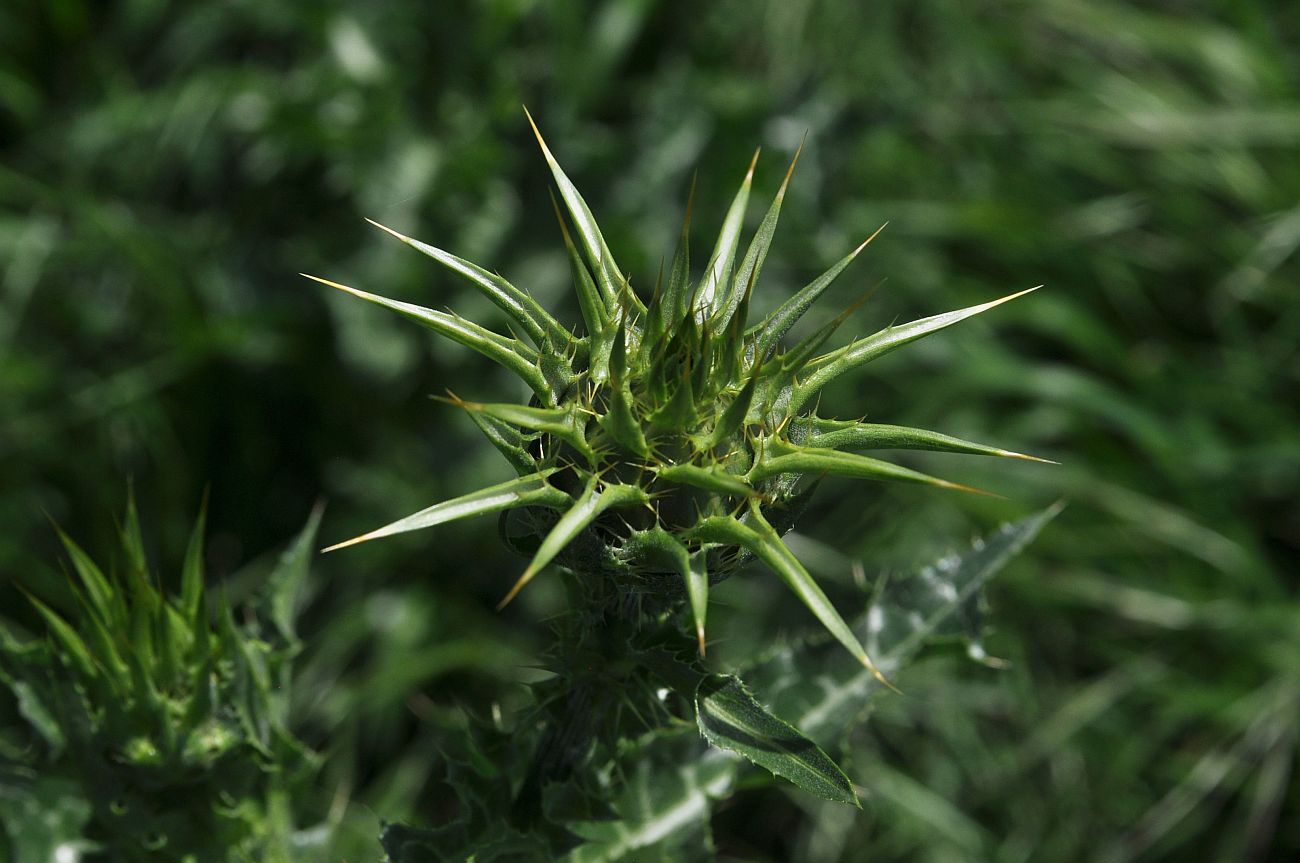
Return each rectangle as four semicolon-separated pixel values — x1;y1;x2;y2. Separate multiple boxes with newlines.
695;674;858;806
499;479;650;608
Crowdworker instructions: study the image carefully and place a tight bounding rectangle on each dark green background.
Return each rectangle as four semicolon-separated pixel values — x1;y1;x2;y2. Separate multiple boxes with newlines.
3;1;1298;859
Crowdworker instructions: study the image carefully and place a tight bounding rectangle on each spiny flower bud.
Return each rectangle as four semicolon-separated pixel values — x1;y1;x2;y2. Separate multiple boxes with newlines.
1;495;320;861
311;111;1046;676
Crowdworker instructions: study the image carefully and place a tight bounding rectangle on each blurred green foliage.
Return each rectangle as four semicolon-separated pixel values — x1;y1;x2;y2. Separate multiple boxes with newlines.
2;0;1298;860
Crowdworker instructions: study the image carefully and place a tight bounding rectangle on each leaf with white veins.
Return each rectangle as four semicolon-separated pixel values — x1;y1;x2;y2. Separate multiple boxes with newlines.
695;674;858;806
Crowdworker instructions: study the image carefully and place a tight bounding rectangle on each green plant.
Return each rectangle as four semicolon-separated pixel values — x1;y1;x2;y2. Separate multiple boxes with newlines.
310;116;1053;860
0;496;322;863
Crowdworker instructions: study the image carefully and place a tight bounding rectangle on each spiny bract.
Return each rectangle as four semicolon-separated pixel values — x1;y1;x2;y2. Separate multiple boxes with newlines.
310;111;1044;678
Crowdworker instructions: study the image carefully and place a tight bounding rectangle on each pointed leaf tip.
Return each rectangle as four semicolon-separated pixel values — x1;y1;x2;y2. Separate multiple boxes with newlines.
522;104;553;162
853;222;888;256
364;217;406;241
497;480;649;608
793;284;1043;412
323;471;565;553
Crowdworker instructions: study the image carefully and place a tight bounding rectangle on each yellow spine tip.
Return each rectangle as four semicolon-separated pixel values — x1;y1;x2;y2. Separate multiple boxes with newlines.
853;222;888;256
522;106;556;164
942;480;1001;499
320;536;367;553
496;568;536;610
365;218;408;242
1003;450;1059;465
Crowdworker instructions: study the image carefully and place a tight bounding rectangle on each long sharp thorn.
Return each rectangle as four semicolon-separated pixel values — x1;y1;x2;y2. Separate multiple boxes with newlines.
854;222;888;256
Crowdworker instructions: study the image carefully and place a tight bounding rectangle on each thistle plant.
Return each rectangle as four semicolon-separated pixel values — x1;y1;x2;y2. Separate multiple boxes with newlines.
0;497;321;863
304;116;1052;860
309;112;1043;675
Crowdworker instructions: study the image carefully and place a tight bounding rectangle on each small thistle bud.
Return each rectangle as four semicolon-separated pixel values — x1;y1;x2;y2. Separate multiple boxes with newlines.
0;495;320;861
314;112;1044;671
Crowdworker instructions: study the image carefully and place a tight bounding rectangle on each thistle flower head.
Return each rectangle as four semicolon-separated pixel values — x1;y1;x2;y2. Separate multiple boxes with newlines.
312;112;1044;672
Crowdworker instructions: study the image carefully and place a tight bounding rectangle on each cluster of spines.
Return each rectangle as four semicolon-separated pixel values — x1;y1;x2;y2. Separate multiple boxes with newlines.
308;110;1047;679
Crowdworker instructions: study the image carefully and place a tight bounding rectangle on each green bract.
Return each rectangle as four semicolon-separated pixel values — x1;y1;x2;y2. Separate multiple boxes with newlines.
310;112;1044;678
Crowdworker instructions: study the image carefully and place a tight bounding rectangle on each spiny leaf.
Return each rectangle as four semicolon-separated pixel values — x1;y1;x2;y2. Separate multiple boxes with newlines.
715;142;801;331
695;674;858;806
366;218;574;350
565;731;734;863
302;273;554;403
24;594;99;683
444;395;596;464
648;365;696;432
180;492;208;625
769;287;877;385
128;597;159;701
656;463;754;498
704;363;761;450
323;470;567;552
800;419;1055;463
658;175;695;333
698;149;757;317
54;527;118;629
598;380;650;457
551;188;610;352
690;506;887;685
467;409;538;475
609;308;630;384
154;602;182;693
684;551;711;657
748;223;886;359
749;440;994;496
499;479;650;608
722;265;756;382
749;505;1062;742
525;107;642;315
65;586;129;692
793;286;1040;411
264;503;323;644
623;528;711;655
